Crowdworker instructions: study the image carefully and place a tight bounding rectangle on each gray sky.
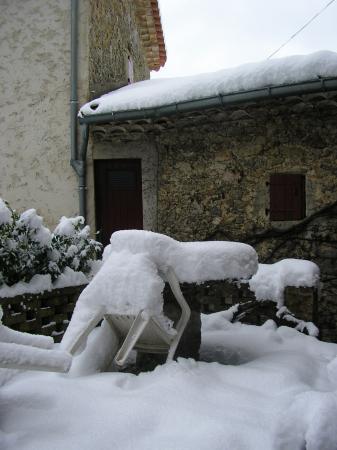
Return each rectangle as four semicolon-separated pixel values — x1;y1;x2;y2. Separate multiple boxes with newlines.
152;0;337;79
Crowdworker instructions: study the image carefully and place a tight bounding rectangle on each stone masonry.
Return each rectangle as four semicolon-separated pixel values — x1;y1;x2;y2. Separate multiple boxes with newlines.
153;94;337;341
89;0;150;98
91;93;337;341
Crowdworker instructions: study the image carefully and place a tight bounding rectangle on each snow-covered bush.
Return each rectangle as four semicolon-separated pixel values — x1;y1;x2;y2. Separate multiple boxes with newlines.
0;199;102;288
0;201;51;286
51;216;102;279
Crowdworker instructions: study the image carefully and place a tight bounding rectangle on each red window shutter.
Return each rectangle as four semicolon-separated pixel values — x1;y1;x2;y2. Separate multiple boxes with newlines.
270;174;305;221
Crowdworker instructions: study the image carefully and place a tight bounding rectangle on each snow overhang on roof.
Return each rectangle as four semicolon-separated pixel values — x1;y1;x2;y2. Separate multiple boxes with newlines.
135;0;166;71
78;51;337;125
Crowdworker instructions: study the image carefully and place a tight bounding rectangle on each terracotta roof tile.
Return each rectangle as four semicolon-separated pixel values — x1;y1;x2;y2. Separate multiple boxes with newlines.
135;0;167;71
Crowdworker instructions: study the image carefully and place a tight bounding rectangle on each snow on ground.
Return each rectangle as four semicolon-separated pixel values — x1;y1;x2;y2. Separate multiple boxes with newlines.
1;314;337;450
79;51;337;117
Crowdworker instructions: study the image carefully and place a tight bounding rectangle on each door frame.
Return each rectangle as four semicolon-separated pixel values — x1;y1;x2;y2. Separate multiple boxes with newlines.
94;158;143;245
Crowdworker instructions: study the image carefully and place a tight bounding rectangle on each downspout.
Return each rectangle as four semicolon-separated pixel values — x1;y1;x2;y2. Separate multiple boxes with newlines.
77;123;89;220
70;0;88;220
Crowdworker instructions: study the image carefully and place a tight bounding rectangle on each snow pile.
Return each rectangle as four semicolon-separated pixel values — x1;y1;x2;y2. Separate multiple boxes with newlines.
0;307;71;380
249;259;320;307
19;209;52;246
0;269;91;298
0;274;53;298
70;250;165;317
54;216;90;239
2;314;337;450
276;306;319;337
53;267;89;289
0;341;71;373
107;230;258;283
79;51;337;117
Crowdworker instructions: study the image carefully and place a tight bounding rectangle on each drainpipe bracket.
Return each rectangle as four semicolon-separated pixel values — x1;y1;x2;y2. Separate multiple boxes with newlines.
71;159;85;177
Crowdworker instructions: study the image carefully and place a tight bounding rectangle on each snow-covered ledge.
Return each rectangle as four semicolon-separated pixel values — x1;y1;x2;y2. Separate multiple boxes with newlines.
1;283;87;342
0;268;90;299
248;259;320;308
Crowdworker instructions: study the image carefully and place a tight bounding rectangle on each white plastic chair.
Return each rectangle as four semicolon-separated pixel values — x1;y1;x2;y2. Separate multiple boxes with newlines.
65;267;191;368
111;266;191;366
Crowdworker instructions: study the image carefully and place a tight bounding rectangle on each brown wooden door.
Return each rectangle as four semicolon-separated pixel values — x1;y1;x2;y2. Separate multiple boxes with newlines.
94;159;143;246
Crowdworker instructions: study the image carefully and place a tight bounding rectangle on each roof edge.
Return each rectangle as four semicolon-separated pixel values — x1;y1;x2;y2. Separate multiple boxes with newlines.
79;77;337;125
135;0;166;71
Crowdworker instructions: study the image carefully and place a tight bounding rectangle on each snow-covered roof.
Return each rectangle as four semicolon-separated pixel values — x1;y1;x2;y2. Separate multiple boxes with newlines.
79;51;337;120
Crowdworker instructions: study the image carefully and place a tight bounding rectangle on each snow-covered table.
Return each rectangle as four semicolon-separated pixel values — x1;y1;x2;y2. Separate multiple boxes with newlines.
60;230;258;374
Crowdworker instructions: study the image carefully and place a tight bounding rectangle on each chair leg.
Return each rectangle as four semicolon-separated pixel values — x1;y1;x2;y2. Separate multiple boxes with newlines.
68;319;120;376
114;312;150;366
165;267;191;362
61;309;103;355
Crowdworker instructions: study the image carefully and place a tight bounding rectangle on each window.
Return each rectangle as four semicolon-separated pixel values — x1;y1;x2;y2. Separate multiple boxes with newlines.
269;174;306;221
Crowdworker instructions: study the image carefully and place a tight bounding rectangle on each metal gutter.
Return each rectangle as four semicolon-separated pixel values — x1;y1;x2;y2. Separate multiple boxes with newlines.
78;76;337;125
70;0;87;220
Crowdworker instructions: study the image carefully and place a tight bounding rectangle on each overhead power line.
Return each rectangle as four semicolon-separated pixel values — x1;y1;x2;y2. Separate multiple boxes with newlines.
267;0;336;59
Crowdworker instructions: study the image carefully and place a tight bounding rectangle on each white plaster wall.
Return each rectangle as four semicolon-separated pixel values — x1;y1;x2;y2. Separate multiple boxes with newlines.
87;139;158;234
0;0;89;229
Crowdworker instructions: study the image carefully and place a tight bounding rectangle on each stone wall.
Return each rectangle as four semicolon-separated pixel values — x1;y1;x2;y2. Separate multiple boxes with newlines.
1;285;86;342
89;0;150;98
174;280;316;328
155;95;337;341
156;97;337;241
